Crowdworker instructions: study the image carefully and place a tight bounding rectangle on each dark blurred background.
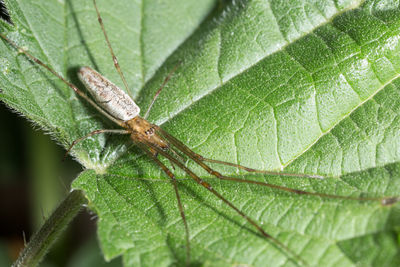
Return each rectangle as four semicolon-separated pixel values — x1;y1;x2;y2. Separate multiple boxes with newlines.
0;2;121;266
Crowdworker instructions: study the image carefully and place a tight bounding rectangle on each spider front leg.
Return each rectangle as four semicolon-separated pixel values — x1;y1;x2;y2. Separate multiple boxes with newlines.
64;129;130;160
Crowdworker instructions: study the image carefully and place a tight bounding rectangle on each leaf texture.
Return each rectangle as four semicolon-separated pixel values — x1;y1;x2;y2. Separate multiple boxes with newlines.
0;0;400;266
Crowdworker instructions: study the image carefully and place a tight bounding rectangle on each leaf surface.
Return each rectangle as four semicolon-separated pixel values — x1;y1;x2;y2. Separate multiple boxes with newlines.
1;0;400;266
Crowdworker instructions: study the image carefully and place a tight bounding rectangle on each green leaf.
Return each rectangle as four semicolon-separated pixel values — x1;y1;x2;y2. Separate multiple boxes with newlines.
1;0;400;266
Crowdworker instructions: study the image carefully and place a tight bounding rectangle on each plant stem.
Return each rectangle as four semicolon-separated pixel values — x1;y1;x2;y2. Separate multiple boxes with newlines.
13;190;87;267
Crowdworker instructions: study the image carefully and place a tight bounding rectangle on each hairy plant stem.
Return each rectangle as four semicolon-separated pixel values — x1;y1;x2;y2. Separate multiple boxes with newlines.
13;190;87;267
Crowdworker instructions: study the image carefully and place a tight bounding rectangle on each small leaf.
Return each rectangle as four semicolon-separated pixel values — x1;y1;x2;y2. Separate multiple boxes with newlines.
1;0;400;266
